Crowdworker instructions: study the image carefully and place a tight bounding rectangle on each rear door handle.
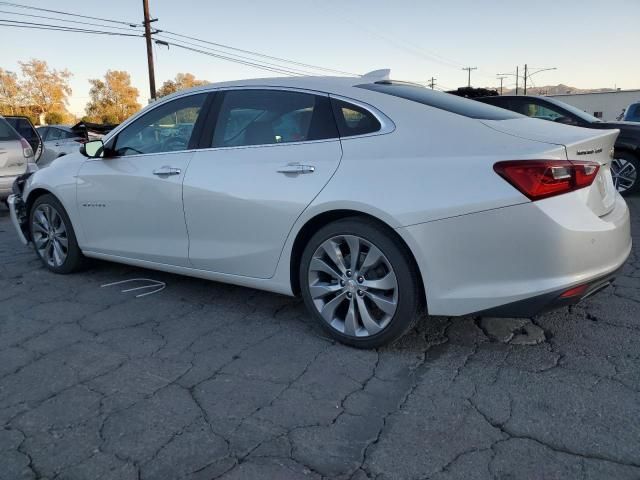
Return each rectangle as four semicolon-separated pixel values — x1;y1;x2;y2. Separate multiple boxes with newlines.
277;164;315;175
153;166;181;176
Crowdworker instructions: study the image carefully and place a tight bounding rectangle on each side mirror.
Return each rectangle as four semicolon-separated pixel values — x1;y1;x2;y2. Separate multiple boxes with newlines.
81;139;104;158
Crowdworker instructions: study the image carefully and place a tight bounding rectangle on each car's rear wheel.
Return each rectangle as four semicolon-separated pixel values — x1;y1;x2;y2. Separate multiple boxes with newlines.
29;194;86;274
611;152;639;196
300;218;421;348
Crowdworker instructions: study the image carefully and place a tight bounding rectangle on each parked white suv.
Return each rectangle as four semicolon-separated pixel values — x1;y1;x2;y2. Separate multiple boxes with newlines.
0;115;39;202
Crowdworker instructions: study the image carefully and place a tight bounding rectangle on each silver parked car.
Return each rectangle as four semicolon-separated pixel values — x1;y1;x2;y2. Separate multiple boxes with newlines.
37;125;87;166
0;115;39;201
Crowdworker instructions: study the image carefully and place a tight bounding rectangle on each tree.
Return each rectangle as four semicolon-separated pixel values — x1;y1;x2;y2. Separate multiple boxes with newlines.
85;70;141;124
157;73;208;97
44;111;65;125
19;59;72;118
0;68;22;115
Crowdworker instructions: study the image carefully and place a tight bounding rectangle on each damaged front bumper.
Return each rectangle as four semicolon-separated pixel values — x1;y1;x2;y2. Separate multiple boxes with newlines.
8;194;29;245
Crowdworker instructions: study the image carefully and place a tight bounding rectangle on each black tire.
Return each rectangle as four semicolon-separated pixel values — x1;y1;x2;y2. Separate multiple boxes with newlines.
29;193;86;274
300;217;421;348
613;151;639;197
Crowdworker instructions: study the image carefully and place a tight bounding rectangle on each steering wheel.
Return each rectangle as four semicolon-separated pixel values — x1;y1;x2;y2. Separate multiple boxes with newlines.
118;146;144;155
163;136;188;152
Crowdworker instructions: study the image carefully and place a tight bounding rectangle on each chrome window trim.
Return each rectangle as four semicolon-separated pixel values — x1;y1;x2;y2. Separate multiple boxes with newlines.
328;94;396;139
103;85;396;154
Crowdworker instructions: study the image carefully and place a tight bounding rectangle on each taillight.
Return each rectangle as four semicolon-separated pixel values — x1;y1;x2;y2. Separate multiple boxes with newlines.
20;138;33;158
494;160;600;201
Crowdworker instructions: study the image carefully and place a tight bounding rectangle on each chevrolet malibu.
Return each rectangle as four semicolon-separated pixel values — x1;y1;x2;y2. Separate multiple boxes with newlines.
7;72;631;348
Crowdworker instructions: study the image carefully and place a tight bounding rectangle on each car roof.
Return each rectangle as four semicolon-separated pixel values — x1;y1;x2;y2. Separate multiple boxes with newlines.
160;75;372;101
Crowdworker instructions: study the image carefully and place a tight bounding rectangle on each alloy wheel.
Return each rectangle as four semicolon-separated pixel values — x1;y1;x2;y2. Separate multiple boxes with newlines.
307;235;398;337
32;204;68;268
611;157;637;193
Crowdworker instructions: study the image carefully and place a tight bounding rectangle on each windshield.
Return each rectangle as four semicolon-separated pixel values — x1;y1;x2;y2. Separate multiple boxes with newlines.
543;97;603;123
623;103;640;122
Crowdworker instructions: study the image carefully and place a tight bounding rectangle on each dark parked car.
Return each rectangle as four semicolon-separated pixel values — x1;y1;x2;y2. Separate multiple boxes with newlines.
622;101;640;123
476;95;640;195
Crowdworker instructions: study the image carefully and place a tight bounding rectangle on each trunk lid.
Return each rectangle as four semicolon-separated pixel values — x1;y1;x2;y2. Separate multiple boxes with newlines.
482;118;619;216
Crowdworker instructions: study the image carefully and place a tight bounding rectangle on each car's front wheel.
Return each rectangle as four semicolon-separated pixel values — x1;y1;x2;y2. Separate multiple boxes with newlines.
29;194;86;274
300;218;421;348
611;152;639;196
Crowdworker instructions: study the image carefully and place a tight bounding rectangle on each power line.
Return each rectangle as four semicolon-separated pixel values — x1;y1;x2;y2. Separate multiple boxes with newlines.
0;19;142;37
2;2;358;77
0;1;138;26
159;30;358;76
0;9;144;32
156;40;313;77
154;34;321;77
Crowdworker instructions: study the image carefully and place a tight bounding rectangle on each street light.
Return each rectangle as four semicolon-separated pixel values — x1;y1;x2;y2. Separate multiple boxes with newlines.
497;70;522;95
497;66;558;95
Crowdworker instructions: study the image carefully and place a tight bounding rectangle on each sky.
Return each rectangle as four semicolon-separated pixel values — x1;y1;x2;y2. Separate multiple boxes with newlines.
1;0;639;116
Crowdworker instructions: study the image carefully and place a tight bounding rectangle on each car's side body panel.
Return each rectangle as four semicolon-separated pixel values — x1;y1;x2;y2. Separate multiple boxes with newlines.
76;152;195;266
184;139;343;278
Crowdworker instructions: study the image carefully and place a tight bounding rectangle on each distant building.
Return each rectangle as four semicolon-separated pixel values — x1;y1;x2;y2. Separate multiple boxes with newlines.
547;89;640;121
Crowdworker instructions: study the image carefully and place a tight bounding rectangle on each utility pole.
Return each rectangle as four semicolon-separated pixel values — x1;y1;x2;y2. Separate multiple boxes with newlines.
523;63;528;95
515;65;519;96
427;77;437;89
496;76;507;95
142;0;157;101
462;67;477;87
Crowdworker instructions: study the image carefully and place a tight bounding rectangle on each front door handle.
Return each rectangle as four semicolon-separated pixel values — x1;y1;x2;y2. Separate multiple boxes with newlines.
153;166;181;176
277;164;315;175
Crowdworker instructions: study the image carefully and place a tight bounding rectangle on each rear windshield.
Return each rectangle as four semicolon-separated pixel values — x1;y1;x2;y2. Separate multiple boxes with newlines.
0;117;20;141
356;82;522;120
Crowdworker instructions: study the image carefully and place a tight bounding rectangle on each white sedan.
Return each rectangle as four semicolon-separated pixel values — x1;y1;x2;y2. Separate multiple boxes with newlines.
8;72;631;348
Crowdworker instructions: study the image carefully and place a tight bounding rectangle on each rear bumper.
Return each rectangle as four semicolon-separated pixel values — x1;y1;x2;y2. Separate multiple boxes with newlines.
399;191;632;317
8;194;29;245
473;265;621;317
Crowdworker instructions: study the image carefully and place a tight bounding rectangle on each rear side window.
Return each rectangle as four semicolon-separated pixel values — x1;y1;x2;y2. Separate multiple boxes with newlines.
357;82;522;120
0;117;20;141
211;90;338;148
331;99;381;137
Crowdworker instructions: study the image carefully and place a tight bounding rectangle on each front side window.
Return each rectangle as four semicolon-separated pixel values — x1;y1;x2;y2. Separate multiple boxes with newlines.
114;93;207;156
331;99;381;137
212;90;337;148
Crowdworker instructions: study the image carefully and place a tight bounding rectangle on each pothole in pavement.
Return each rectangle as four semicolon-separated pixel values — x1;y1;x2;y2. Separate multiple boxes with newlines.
478;317;546;345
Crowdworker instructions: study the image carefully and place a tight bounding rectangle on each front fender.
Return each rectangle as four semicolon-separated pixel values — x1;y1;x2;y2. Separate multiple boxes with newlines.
23;153;86;246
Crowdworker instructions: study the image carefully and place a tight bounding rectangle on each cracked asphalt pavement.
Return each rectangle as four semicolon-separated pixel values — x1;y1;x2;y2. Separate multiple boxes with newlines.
1;198;639;480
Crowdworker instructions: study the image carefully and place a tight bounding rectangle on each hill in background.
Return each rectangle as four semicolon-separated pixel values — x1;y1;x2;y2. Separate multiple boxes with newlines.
497;84;620;96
